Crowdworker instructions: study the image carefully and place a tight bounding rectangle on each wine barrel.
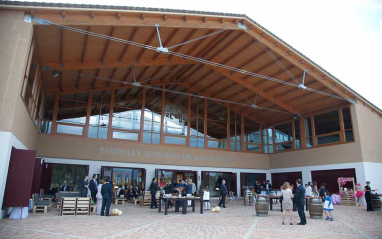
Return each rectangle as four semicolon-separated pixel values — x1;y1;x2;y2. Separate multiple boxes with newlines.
371;194;381;211
309;197;323;219
255;196;269;217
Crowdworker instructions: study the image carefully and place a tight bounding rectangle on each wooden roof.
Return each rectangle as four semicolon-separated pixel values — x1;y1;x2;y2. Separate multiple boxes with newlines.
2;1;380;125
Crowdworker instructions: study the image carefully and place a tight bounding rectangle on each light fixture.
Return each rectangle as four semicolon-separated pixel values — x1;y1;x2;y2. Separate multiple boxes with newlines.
53;70;59;78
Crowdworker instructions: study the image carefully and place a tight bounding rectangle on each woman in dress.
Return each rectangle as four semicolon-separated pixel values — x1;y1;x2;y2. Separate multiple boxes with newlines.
281;182;293;225
312;181;318;196
96;178;104;215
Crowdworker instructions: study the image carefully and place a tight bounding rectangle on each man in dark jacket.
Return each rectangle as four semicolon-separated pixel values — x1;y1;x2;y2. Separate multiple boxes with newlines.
165;179;175;208
254;181;261;195
150;178;158;209
265;180;272;195
61;180;70;191
100;176;113;216
81;176;89;197
218;179;227;208
294;179;307;225
89;174;98;203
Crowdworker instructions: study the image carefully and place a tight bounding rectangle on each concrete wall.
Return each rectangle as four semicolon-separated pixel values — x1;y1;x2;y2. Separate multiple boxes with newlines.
355;102;382;163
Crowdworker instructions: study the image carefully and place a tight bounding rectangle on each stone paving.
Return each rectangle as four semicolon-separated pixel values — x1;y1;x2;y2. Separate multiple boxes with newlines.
0;200;381;239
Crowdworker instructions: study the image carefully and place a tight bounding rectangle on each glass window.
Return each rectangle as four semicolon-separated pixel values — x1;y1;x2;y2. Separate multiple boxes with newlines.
305;118;313;148
143;87;162;144
49;164;88;192
276;142;293;151
275;122;293;143
113;131;139;141
103;167;144;191
230;112;242;151
164;136;186;145
294;121;301;149
57;124;83;135
342;107;354;142
246;144;260;152
314;110;340;135
208;140;227;149
318;134;341;145
207;100;227;141
164;85;188;136
88;90;111;139
190;96;205;148
40;95;54;134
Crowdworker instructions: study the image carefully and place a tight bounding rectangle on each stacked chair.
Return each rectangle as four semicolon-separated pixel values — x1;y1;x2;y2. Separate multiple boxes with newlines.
60;197;91;216
32;193;52;213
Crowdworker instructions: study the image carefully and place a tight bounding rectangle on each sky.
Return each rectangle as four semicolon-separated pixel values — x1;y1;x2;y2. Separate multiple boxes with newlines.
18;0;382;109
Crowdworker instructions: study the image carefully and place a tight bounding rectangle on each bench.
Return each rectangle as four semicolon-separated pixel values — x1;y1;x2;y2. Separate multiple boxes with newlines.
57;192;81;209
32;193;52;213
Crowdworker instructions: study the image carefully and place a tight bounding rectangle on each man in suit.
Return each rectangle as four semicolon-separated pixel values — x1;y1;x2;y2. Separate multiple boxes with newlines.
265;180;272;195
81;176;89;197
61;180;70;191
89;174;98;203
294;179;307;225
133;185;141;198
218;179;227;208
254;181;261;195
150;178;158;209
100;176;113;216
165;179;174;208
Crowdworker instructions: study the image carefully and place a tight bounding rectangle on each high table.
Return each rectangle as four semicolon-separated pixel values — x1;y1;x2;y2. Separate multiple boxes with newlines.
267;196;321;212
159;197;203;215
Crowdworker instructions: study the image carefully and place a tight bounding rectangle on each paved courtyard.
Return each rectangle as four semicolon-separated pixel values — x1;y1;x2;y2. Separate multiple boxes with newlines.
0;200;381;239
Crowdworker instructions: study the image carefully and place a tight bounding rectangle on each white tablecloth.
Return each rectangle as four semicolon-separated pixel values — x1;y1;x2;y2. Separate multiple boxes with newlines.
9;207;29;219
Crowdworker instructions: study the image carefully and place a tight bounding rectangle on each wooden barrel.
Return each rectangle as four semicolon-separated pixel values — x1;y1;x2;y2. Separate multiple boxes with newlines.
309;197;323;219
371;194;381;211
255;196;269;217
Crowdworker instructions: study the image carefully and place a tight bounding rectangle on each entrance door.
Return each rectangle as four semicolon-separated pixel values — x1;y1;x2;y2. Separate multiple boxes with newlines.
176;173;184;183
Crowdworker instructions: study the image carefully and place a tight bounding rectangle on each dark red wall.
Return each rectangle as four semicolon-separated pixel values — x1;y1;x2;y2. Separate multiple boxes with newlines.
271;171;303;190
240;173;266;196
311;168;356;194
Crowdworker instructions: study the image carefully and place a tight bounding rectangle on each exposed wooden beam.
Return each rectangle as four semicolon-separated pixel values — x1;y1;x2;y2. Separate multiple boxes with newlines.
211;83;237;98
32;12;243;29
60;28;64;67
283;85;326;104
273;80;317;99
136;29;157;62
76;69;81;89
135;66;149;82
208;65;296;113
256;65;296;90
91;69;101;89
42;57;195;71
201;77;224;93
240;56;283;82
246;27;353;99
106;68;118;87
81;27;90;64
168;29;198;61
100;27;116;64
119;27;138;62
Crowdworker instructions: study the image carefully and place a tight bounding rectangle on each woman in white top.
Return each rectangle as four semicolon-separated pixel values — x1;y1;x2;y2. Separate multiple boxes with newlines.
281;182;293;225
203;186;211;211
96;178;104;215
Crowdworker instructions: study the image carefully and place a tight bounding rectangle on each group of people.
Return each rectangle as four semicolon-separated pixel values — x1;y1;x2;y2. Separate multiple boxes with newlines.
48;181;76;201
149;178;198;209
280;179;334;225
116;185;141;200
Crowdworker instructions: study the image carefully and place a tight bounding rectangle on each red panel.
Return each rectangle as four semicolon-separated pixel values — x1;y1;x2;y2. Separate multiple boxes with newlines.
31;158;43;196
311;168;356;195
3;147;36;207
271;171;303;190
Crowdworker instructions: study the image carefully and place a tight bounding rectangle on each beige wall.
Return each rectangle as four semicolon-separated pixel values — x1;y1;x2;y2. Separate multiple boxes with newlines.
355;102;382;163
36;134;270;169
0;10;37;149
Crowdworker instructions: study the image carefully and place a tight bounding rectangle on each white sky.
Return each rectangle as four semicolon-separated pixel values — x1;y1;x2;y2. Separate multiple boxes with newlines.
19;0;382;109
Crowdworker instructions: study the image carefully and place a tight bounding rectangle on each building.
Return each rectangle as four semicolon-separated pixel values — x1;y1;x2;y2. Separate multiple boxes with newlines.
0;1;381;213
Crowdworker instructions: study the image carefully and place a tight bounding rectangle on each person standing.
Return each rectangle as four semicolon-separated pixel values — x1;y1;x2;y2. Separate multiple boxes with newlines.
281;182;293;225
312;181;318;196
100;176;113;216
203;186;211;211
186;180;193;206
265;180;272;196
191;179;196;196
81;176;89;197
319;183;326;202
294;179;306;225
96;178;104;215
150;178;158;209
165;179;175;208
218;179;227;208
305;182;312;197
89;174;98;203
364;181;375;212
254;181;261;195
323;190;334;221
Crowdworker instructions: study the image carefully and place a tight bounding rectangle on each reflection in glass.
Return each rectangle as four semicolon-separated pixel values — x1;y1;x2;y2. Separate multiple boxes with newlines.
50;164;87;191
113;131;139;141
57;124;83;135
317;134;341;145
165;136;186;145
275;123;293;143
143;87;162;144
314;110;340;135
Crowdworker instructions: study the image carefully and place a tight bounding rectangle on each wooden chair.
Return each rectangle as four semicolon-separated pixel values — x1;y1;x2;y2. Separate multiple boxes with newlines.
32;193;52;213
115;192;125;205
244;190;253;206
60;197;76;216
139;191;160;206
57;191;81;209
40;189;54;201
76;197;91;216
